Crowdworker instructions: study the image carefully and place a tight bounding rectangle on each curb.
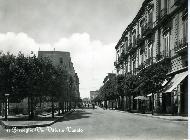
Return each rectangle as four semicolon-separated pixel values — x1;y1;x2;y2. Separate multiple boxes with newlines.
133;113;188;121
0;110;75;129
98;107;188;122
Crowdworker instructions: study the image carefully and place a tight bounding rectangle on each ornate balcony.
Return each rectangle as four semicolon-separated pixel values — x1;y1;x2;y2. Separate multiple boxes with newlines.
156;50;172;62
153;20;158;28
160;8;167;18
174;37;188;54
137;63;145;71
127;43;132;52
114;60;121;69
174;0;186;6
142;22;153;37
145;57;153;66
120;51;125;60
136;34;144;47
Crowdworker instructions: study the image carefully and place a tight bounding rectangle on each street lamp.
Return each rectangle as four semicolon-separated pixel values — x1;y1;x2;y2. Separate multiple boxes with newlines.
4;93;10;121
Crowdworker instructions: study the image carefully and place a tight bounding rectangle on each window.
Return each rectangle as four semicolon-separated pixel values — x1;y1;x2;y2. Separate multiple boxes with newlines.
183;19;188;42
138;48;141;65
132;60;136;74
140;47;144;64
164;32;170;57
148;44;153;59
60;57;63;64
128;56;131;72
140;19;145;36
132;30;136;46
125;37;128;50
117;50;119;62
126;63;128;73
145;46;148;60
148;10;153;23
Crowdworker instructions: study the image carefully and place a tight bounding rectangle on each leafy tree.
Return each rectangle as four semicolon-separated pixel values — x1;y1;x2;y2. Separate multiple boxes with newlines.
0;52;72;119
137;58;171;95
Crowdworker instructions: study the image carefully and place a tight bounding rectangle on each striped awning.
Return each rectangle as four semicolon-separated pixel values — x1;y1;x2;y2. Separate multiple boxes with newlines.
163;71;188;93
134;96;149;100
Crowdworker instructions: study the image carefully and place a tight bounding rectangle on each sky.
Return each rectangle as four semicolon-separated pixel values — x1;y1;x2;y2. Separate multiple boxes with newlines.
0;0;144;98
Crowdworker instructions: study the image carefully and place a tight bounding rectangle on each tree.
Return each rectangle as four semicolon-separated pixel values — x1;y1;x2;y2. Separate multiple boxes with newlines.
0;52;71;119
137;58;171;95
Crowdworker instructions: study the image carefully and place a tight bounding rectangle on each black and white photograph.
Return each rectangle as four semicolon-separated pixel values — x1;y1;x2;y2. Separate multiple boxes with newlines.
0;0;188;139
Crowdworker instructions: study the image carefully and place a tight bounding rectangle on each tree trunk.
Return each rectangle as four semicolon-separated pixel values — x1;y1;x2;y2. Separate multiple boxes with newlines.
51;95;54;118
63;102;65;114
29;95;34;120
0;100;1;116
66;101;68;112
28;96;30;118
40;96;42;107
152;94;154;115
5;99;7;120
58;102;60;115
128;95;131;112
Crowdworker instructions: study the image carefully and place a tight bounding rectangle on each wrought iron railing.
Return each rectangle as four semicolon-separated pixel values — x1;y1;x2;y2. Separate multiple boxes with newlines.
174;0;186;6
141;22;153;36
160;8;167;18
145;57;153;66
174;37;188;52
156;50;171;61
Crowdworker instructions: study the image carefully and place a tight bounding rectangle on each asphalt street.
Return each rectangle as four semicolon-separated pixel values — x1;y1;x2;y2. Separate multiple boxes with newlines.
0;107;187;140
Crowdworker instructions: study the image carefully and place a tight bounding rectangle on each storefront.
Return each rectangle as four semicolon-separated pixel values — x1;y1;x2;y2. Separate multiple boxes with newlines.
162;71;188;115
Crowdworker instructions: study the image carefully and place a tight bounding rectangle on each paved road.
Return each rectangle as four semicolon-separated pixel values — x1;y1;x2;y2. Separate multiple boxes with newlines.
0;107;187;140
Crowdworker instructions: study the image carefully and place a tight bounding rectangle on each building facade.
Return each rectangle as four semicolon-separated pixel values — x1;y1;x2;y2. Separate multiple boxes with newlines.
38;51;80;102
115;0;187;115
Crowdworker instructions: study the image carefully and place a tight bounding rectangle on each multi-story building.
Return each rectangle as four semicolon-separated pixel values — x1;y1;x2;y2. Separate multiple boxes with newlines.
38;51;80;102
115;0;187;115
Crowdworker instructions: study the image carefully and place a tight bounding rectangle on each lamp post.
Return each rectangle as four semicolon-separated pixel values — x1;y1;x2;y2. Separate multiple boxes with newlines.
4;93;10;121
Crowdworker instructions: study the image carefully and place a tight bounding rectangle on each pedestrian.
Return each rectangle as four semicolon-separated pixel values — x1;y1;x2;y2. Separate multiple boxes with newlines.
88;104;89;108
92;103;95;110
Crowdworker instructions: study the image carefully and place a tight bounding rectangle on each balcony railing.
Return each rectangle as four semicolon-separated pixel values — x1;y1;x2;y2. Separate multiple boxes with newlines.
127;43;132;51
137;63;145;71
174;37;188;53
156;50;171;62
145;57;153;66
142;22;153;36
136;34;144;47
160;8;167;18
174;0;186;6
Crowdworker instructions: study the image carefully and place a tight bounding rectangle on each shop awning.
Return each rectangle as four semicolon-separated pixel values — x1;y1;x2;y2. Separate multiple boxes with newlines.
147;93;152;97
134;96;149;100
162;79;168;86
163;71;188;93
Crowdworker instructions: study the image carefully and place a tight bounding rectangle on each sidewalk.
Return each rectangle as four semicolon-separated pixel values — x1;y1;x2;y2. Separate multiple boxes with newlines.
133;112;188;121
0;110;74;129
96;106;188;121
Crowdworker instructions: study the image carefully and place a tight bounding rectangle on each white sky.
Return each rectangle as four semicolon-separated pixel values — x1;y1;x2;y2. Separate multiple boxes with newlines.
0;0;144;98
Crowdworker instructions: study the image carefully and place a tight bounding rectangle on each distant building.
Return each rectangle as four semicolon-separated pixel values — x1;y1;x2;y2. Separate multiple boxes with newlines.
90;91;99;101
38;51;80;101
38;51;75;76
82;98;91;105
